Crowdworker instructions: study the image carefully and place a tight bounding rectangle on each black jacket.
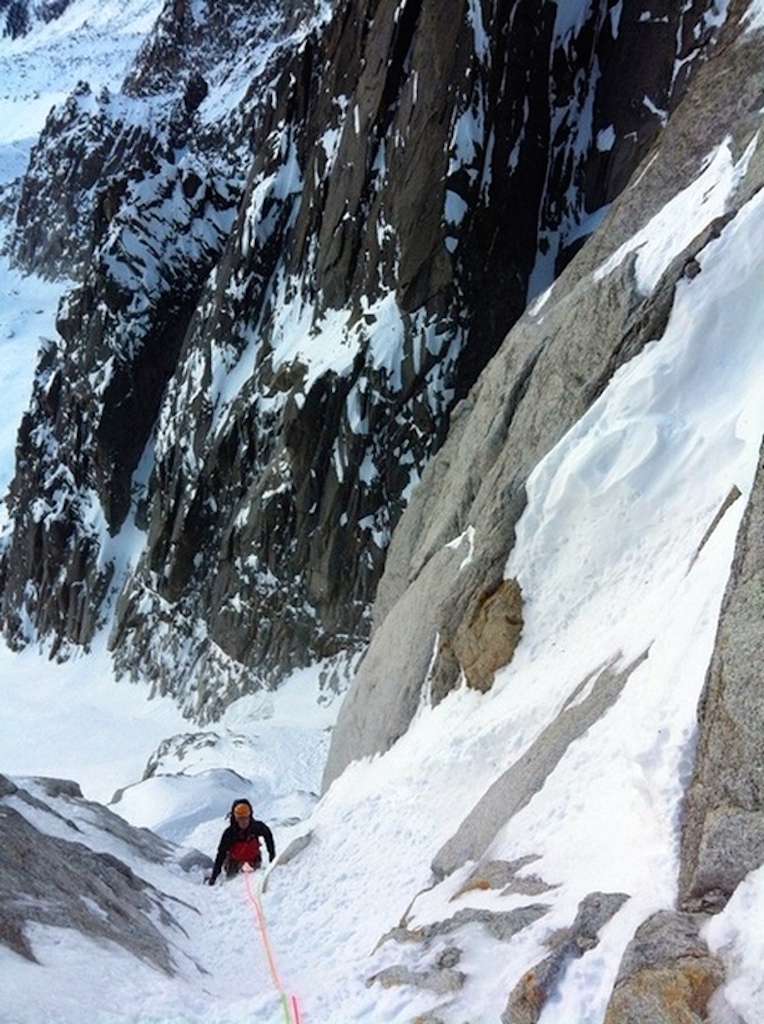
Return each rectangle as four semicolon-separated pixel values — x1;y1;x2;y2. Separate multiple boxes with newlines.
210;818;276;883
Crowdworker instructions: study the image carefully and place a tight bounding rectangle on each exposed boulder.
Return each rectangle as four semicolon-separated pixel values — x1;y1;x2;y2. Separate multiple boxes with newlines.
455;856;556;900
602;910;725;1024
368;949;467;997
376;901;549;952
431;577;523;699
369;900;549;1008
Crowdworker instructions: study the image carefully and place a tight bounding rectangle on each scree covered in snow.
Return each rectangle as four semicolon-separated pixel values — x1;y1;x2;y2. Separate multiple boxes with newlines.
1;4;764;1023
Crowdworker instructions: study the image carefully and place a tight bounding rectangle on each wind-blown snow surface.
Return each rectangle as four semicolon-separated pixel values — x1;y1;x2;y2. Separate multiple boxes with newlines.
1;146;764;1022
2;11;764;1024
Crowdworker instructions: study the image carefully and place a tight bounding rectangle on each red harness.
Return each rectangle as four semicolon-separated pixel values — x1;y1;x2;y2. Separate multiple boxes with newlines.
229;836;261;863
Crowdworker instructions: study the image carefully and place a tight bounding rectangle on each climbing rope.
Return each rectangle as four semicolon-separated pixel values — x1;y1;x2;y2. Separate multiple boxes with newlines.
242;864;301;1024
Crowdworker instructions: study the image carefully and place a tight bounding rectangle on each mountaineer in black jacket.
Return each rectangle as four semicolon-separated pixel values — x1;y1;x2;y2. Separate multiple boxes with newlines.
207;798;276;885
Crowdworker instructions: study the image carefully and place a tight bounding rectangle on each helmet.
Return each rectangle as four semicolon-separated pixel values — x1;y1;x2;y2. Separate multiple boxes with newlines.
232;800;252;819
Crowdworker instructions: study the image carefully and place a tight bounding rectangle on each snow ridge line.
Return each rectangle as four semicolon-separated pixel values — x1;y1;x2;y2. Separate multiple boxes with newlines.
243;865;301;1024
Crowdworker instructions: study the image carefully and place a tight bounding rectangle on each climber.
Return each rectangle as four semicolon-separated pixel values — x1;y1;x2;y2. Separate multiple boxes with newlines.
207;798;276;885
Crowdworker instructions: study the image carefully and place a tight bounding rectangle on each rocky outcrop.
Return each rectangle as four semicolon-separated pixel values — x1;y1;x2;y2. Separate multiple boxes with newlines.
455;856;556;900
366;877;627;1023
369;899;549;1005
0;773;198;974
503;891;630;1024
321;10;764;1011
430;576;524;699
320;216;688;785
368;948;467;998
602;911;725;1024
678;439;764;912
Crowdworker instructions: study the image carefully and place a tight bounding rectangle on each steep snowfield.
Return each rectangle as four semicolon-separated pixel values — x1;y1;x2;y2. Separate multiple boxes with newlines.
1;5;764;1024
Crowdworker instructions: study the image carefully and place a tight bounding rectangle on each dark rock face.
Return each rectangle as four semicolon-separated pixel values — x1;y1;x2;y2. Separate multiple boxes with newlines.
0;0;727;715
1;92;239;650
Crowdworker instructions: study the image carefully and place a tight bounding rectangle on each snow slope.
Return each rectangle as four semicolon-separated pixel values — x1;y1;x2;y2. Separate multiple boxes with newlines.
1;5;764;1024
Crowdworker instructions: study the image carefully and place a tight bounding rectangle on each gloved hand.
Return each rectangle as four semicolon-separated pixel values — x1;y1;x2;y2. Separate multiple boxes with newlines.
207;875;216;886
